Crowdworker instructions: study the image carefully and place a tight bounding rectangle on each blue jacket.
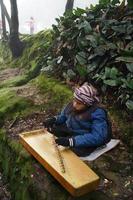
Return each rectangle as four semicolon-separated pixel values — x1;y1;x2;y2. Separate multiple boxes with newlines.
55;103;111;148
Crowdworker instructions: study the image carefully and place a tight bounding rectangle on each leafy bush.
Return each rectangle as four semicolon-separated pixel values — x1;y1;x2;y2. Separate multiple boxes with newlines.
42;1;133;111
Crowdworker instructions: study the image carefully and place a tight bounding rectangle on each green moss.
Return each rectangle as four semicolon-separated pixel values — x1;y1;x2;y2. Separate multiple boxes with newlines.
0;41;12;68
34;74;72;110
0;75;28;88
0;129;36;200
0;128;6;141
0;88;33;125
26;60;42;80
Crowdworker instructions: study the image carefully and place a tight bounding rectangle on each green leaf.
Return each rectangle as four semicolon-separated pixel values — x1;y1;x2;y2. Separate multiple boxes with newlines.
127;24;133;34
77;37;88;48
127;0;133;8
77;51;86;59
121;78;133;89
116;57;133;63
84;21;92;34
110;67;118;79
126;41;133;51
126;100;133;110
76;65;87;77
126;63;133;73
125;35;132;40
63;69;76;80
87;62;98;73
99;0;111;5
105;67;111;78
106;43;117;50
76;54;87;65
103;79;118;86
85;35;98;47
112;25;126;34
121;49;133;57
124;78;133;89
73;8;86;17
117;41;124;49
77;20;92;34
42;65;53;73
88;53;98;61
94;46;106;56
94;43;117;56
112;0;120;5
86;13;95;20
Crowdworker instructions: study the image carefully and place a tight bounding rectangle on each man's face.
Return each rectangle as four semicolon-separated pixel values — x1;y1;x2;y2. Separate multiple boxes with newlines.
73;98;87;111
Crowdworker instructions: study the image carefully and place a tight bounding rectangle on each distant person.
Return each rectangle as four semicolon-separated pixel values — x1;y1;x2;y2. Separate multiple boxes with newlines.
26;17;35;35
43;83;112;157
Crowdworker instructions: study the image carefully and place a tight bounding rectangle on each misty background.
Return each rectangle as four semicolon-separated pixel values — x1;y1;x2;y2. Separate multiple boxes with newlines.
2;0;99;34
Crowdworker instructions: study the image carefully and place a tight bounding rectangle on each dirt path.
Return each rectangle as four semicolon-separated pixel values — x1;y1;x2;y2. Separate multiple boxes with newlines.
12;84;45;105
0;68;23;83
0;67;45;105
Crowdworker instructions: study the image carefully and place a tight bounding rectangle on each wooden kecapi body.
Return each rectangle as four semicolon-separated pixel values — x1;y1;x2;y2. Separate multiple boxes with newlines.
19;129;100;197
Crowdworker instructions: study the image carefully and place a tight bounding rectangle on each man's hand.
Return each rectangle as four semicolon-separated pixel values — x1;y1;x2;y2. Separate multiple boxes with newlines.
43;117;56;128
55;137;75;147
50;126;74;137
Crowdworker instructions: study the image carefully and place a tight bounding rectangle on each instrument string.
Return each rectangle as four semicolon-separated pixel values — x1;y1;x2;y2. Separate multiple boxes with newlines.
51;135;66;173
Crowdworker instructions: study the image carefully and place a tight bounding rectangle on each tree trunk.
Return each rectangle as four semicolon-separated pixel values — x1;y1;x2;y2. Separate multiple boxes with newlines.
65;0;74;12
0;0;7;40
0;0;11;28
9;0;24;57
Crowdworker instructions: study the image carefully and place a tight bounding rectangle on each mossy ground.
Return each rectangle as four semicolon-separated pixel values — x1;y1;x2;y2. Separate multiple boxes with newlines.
0;75;28;88
0;71;72;200
0;41;12;69
109;108;132;151
34;74;72;111
0;88;33;126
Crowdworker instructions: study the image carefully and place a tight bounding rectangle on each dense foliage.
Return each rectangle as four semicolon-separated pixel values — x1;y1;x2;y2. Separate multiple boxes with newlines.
42;1;133;111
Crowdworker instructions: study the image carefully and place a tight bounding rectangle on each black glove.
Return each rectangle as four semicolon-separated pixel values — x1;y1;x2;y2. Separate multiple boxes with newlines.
55;137;75;147
43;117;56;128
50;125;74;137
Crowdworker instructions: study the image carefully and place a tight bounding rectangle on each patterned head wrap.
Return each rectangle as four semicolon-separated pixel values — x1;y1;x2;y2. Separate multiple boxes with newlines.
74;83;100;106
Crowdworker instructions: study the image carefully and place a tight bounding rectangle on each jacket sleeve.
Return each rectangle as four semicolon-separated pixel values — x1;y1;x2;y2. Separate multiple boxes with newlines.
74;108;109;147
55;106;67;125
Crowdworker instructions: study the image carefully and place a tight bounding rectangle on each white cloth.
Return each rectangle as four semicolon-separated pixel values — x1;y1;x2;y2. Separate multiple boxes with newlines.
80;139;120;161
